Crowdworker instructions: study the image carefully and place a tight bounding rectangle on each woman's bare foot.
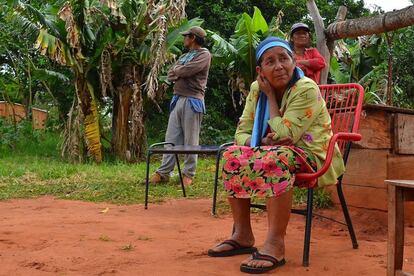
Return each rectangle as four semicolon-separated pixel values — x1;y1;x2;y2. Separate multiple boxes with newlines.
240;239;285;268
208;233;255;254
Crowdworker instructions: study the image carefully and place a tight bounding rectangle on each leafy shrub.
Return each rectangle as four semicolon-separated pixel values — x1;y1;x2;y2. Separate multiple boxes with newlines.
0;119;41;150
0;118;59;157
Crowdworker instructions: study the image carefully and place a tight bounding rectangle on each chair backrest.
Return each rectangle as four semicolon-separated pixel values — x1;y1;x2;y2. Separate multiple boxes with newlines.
318;84;364;156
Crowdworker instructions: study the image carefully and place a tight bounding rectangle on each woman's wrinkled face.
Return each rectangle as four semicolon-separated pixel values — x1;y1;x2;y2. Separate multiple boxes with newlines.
292;29;310;47
256;47;295;91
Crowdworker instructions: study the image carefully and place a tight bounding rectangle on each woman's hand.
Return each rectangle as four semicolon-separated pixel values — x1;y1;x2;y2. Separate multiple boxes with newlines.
257;75;282;118
257;75;275;99
261;133;293;146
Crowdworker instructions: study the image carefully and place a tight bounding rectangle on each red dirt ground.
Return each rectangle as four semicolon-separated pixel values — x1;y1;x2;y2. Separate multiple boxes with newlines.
0;197;413;275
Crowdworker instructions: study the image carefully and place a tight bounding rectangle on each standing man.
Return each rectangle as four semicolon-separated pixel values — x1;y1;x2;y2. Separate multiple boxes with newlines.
150;26;211;186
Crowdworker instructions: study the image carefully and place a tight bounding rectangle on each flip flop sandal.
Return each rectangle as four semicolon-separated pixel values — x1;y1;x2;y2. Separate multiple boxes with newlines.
208;239;257;257
240;251;286;274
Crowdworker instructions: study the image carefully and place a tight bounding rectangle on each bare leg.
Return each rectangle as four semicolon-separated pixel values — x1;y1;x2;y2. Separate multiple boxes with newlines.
209;198;255;252
241;189;293;268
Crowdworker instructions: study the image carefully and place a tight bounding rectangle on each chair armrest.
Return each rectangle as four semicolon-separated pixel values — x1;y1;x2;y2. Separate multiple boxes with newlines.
296;132;362;181
218;141;234;152
149;142;175;149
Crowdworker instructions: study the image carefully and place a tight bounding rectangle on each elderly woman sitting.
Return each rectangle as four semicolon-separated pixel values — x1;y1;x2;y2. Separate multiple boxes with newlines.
207;37;345;274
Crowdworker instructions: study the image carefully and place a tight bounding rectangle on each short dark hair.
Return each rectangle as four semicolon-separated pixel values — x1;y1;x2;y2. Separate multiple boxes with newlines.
194;35;205;46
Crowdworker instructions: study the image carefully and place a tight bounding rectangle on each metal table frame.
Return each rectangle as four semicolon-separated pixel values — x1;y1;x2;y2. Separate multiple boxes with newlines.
144;142;233;214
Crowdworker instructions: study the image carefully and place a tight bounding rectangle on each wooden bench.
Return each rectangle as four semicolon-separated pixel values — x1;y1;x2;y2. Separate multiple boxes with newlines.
386;180;414;276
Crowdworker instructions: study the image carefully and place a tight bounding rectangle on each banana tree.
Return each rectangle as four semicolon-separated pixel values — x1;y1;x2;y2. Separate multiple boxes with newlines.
14;0;199;162
329;35;402;105
98;0;201;162
14;0;105;163
209;7;285;107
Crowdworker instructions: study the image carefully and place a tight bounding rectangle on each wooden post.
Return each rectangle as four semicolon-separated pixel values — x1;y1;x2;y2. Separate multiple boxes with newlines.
385;32;394;106
327;6;348;56
387;184;405;276
306;0;330;84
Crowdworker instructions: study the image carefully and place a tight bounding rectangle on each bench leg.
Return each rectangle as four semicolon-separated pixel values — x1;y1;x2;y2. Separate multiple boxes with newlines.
175;154;186;197
388;185;405;276
145;152;151;209
212;151;221;215
303;188;314;267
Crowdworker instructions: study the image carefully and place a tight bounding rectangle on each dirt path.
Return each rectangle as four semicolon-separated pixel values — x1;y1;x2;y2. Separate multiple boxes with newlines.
0;197;413;275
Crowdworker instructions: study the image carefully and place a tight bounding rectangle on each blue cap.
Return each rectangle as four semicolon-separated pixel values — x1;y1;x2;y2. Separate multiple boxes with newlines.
255;37;293;62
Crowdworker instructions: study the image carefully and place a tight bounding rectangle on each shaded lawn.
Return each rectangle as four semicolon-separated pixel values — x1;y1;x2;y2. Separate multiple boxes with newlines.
0;131;332;209
0;154;222;205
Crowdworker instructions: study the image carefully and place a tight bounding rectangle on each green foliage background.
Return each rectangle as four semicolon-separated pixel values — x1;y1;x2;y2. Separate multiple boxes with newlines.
1;0;413;151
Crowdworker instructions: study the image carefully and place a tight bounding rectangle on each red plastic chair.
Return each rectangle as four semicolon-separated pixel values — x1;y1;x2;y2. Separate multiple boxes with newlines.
295;83;364;266
212;83;364;266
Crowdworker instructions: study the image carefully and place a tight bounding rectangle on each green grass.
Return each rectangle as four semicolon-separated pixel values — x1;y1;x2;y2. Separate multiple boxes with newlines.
0;154;332;210
0;153;225;205
0;128;332;211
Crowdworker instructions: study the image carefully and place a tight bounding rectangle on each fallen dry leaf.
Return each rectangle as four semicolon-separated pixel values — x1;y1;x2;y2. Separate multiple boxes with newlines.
100;207;109;214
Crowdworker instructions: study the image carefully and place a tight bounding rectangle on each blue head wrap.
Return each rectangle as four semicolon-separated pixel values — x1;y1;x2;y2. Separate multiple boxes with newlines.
255;37;293;63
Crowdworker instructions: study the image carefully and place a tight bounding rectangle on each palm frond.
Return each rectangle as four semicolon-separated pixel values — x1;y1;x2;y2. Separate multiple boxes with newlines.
136;43;151;64
251;6;269;35
10;12;40;40
90;25;112;64
35;28;68;65
167;0;186;24
33;68;70;83
268;10;285;37
209;31;237;64
145;13;168;100
119;0;138;22
20;2;62;39
58;2;81;50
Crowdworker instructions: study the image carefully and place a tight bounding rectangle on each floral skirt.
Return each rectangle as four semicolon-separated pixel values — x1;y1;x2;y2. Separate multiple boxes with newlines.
222;145;318;199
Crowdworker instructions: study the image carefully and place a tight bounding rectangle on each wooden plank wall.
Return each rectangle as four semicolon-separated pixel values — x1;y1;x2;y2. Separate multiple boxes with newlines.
354;110;392;149
394;113;414;154
327;107;414;223
0;102;47;129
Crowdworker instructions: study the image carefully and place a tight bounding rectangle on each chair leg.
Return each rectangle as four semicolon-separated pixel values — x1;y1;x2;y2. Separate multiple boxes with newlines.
337;182;358;249
303;188;314;267
175;154;186;197
212;151;221;215
145;152;151;209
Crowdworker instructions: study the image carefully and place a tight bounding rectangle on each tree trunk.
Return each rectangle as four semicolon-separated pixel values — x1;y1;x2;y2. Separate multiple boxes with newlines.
326;5;414;40
112;65;133;160
327;6;348;56
75;71;103;163
306;0;330;84
128;66;147;162
112;64;146;162
385;33;394;106
61;98;84;163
